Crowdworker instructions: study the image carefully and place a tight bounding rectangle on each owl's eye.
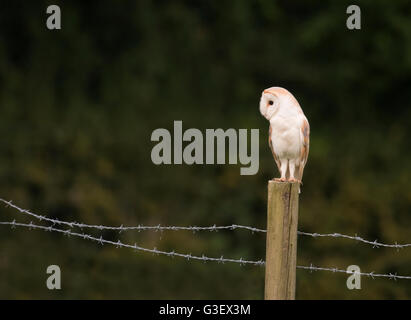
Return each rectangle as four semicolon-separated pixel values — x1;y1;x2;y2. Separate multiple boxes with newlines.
268;100;274;105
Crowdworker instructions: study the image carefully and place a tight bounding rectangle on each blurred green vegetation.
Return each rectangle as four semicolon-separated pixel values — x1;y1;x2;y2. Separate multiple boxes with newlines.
0;0;411;299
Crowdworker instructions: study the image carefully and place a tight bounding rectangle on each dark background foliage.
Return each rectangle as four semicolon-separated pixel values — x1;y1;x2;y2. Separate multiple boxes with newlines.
0;0;411;299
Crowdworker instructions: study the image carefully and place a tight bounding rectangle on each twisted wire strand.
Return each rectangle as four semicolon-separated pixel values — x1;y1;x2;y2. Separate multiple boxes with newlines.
296;265;411;280
0;198;265;233
297;231;411;249
1;198;411;250
0;221;265;266
2;220;411;280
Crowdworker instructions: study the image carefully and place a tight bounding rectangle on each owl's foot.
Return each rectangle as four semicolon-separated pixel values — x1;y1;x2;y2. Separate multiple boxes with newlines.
273;178;286;182
289;178;302;184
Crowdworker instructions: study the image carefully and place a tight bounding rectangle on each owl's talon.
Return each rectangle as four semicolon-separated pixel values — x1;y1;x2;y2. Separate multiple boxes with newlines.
272;178;303;184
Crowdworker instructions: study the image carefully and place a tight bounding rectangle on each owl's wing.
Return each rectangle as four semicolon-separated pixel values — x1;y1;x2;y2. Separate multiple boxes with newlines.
268;125;281;173
298;115;310;181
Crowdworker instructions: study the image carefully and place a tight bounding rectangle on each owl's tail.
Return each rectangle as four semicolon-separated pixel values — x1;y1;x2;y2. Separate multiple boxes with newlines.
297;164;305;194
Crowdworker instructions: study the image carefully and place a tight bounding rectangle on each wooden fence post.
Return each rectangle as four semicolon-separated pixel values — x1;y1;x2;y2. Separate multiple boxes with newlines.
264;181;300;300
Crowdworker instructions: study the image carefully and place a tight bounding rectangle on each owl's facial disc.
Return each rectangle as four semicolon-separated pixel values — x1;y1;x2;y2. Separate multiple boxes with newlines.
259;92;278;120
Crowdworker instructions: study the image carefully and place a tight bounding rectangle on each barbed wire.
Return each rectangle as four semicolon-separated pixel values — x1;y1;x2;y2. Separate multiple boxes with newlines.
0;198;266;233
1;198;411;250
0;220;265;266
297;264;411;280
297;231;411;250
1;220;411;280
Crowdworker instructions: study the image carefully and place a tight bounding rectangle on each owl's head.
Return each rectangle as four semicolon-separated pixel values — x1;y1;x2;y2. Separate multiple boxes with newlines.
259;88;281;120
259;87;299;120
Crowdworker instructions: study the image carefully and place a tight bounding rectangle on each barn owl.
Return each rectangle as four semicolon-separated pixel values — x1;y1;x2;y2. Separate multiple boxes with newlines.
259;87;310;191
